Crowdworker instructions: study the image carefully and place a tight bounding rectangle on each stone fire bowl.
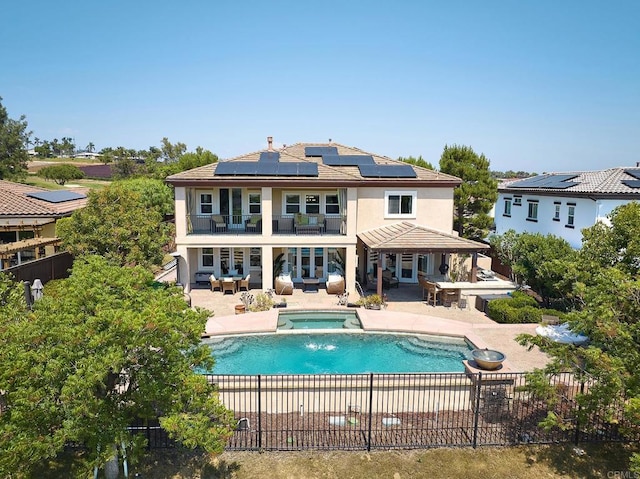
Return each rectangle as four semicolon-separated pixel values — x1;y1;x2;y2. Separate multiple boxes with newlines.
471;348;506;371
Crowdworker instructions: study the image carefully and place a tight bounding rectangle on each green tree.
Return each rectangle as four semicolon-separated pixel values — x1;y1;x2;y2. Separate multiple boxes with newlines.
111;146;138;179
86;142;95;152
157;146;218;179
160;137;187;163
0;257;234;477
37;163;85;185
398;155;434;170
439;145;498;240
0;97;30;180
114;177;174;216
57;183;171;267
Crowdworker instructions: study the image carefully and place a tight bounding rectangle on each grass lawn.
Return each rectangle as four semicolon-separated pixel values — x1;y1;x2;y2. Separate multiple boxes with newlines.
125;443;636;478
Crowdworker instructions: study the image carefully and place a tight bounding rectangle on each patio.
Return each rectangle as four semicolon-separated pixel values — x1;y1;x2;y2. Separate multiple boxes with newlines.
174;277;550;373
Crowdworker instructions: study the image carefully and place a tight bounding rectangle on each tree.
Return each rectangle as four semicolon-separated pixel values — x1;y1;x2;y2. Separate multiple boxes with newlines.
86;142;95;152
156;146;218;179
0;257;234;477
398;155;434;170
0;96;30;180
37;163;85;185
439;145;498;240
160;137;187;163
56;183;171;268
114;177;174;216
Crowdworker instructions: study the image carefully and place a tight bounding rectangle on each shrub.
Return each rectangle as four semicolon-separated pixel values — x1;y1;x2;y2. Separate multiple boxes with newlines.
487;291;566;324
249;292;274;312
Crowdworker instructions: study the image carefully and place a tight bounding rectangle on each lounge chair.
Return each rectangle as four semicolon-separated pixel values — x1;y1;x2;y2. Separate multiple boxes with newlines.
326;273;345;295
209;274;222;292
366;273;379;291
275;273;294;295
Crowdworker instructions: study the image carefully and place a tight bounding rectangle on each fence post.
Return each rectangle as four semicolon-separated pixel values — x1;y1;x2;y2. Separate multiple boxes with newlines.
472;372;482;448
574;379;585;445
366;373;374;451
257;375;262;450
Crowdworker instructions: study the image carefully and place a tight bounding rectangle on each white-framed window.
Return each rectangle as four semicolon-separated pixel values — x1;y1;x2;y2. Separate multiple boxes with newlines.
527;201;538;221
385;191;416;218
567;204;575;227
553;202;561;221
285;194;300;214
325;194;340;215
248;192;261;214
305;194;320;214
201;247;214;267
503;198;512;216
200;193;213;214
513;196;522;206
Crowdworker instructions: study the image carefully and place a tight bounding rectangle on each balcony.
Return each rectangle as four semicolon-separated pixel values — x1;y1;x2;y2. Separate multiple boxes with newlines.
187;214;346;236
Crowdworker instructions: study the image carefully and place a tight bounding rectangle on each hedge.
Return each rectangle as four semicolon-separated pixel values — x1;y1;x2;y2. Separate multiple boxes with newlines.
486;291;565;324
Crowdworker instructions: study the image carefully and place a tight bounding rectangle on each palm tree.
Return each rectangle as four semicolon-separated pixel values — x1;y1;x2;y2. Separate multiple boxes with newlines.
86;142;95;153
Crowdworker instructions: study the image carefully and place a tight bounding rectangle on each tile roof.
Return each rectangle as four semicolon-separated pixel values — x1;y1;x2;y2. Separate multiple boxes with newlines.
499;167;640;196
166;142;460;185
358;222;489;253
0;180;89;217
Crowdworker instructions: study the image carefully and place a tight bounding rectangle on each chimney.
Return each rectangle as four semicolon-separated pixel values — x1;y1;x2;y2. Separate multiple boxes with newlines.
267;136;273;151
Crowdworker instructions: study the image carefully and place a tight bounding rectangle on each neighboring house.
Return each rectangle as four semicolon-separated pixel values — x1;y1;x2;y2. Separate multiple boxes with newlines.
72;151;102;160
494;166;640;248
0;180;88;269
165;139;490;295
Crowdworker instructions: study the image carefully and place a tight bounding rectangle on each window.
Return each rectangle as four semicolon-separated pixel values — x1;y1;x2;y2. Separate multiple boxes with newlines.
527;201;538;221
305;194;320;214
325;194;339;215
513;196;522;206
385;191;416;218
202;248;214;267
553;202;561;221
200;193;213;214
567;204;575;227
285;194;300;214
248;192;261;214
503;198;512;216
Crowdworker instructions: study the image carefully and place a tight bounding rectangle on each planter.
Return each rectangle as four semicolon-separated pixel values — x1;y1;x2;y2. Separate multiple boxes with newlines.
234;304;246;315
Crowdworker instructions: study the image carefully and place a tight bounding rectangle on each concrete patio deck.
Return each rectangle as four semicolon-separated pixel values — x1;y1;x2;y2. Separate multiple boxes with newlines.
179;280;550;373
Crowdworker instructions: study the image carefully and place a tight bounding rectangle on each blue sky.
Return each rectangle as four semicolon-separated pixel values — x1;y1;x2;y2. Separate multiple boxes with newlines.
1;1;638;172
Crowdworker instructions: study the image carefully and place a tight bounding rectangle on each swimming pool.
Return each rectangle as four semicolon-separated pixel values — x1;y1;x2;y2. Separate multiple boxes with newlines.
203;333;473;375
277;310;362;330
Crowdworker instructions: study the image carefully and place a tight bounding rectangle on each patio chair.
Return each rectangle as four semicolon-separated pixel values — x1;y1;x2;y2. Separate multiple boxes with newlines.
275;272;294;295
382;269;399;288
221;278;236;295
209;274;222;292
238;274;250;292
420;278;440;306
366;273;379;291
211;214;227;232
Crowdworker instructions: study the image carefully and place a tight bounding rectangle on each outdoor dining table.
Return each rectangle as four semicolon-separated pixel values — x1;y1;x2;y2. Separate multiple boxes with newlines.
220;275;244;293
434;281;467;307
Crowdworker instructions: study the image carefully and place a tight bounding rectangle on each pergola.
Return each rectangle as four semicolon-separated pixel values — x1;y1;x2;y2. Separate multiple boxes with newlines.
357;222;490;297
0;237;61;270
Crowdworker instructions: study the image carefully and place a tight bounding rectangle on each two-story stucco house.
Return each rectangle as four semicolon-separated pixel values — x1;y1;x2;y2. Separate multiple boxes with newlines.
166;139;490;295
494;167;640;249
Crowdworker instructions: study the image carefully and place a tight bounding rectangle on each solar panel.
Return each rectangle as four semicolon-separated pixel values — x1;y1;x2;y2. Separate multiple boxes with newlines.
509;174;579;189
322;155;375;166
304;146;338;157
358;164;417;178
27;191;87;203
624;169;640;180
259;151;280;162
622;180;640;189
215;161;318;177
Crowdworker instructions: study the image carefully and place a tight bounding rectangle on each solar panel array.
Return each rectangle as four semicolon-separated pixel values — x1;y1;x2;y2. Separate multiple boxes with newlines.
509;174;580;189
358;164;417;178
259;151;280;162
27;191;87;203
321;154;375;166
304;146;338;157
215;161;318;177
622;169;640;188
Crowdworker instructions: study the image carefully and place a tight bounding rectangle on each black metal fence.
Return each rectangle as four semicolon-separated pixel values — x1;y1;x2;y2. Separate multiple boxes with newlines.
136;371;636;451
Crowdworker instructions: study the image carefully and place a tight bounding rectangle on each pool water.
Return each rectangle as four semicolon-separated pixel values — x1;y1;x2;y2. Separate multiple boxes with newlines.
277;310;362;330
203;333;473;375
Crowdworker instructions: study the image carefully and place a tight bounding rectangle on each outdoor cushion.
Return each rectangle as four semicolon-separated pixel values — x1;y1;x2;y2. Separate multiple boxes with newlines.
249;215;261;224
308;216;318;225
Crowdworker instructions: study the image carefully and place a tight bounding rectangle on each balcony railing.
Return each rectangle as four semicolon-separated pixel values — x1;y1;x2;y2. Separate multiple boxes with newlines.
187;214;346;236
